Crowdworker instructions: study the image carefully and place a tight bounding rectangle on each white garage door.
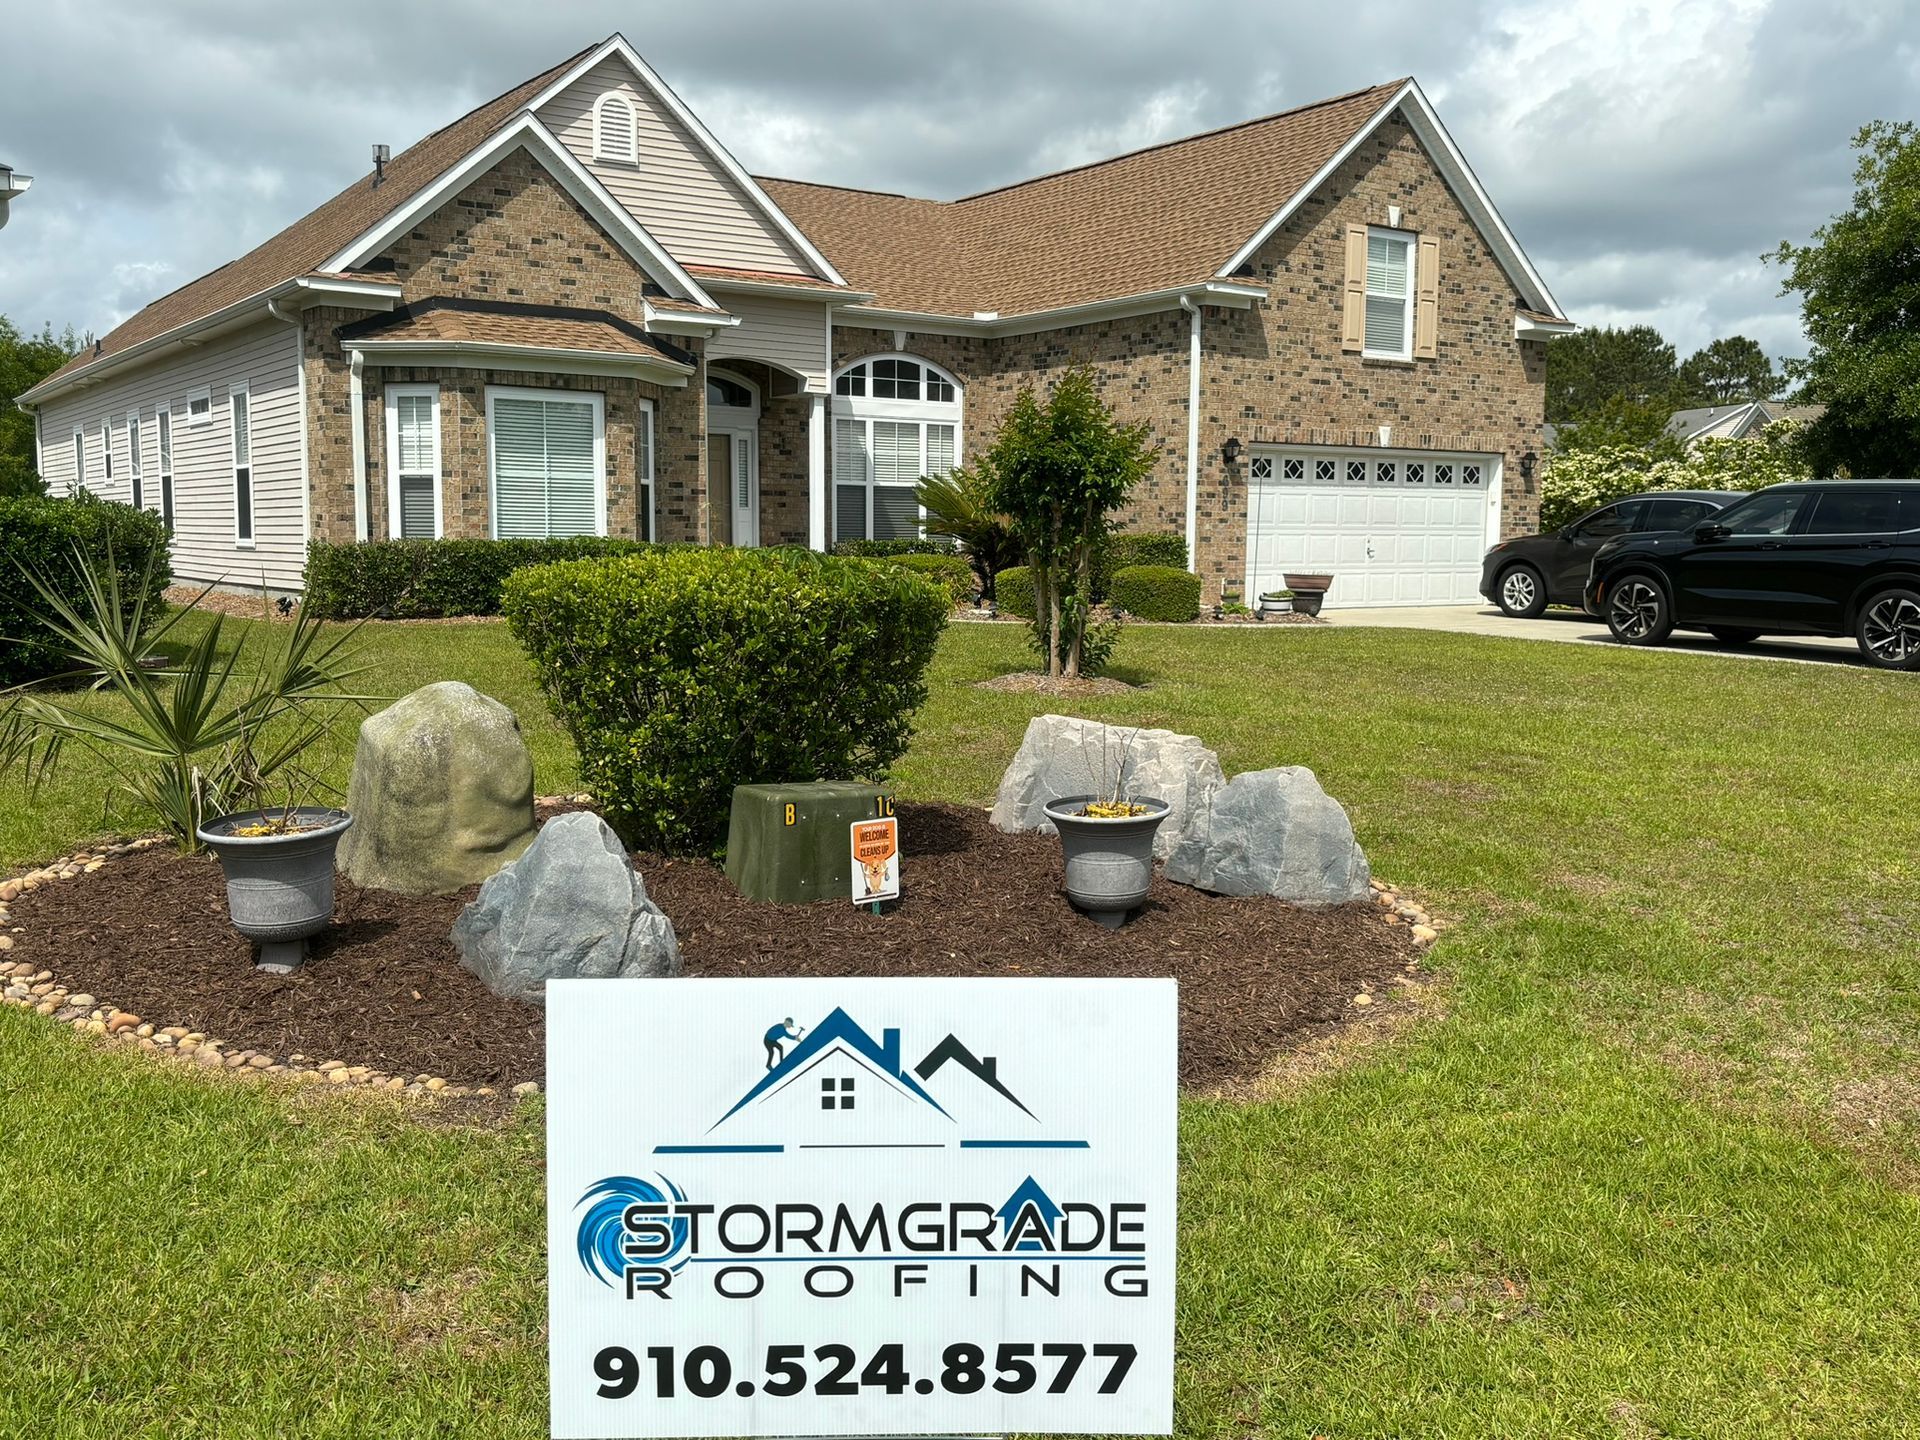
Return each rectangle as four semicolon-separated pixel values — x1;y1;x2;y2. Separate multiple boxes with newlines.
1245;447;1501;607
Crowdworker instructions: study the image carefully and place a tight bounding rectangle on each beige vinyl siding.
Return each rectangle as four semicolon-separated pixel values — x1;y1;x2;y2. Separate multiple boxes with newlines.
706;292;831;390
34;319;307;591
538;58;812;276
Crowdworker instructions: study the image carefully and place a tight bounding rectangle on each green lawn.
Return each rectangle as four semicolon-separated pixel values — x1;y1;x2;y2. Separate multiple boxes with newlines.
4;617;1919;1437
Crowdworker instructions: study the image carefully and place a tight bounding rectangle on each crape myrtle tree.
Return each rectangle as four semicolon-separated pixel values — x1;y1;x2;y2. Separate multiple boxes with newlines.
975;368;1155;679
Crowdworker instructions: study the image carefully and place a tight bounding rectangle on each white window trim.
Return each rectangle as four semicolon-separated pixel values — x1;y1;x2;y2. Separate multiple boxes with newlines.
156;408;175;528
484;385;608;540
102;416;114;486
230;382;254;548
637;398;657;542
126;408;145;511
592;91;639;165
831;353;964;424
1362;226;1416;362
186;386;212;427
383;383;443;540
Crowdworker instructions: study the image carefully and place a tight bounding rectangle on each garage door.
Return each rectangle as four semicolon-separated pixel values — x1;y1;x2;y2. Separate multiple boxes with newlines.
1245;447;1500;607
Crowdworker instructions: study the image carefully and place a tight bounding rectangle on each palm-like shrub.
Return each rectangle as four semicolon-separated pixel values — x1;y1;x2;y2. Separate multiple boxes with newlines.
915;466;1024;601
0;550;370;849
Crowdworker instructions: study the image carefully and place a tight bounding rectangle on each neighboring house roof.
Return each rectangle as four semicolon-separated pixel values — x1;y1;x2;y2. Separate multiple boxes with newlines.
1667;399;1824;445
337;297;695;369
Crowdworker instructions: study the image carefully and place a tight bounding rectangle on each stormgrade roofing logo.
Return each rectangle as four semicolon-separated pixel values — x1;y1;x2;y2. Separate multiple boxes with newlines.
689;1005;1059;1149
575;1174;690;1287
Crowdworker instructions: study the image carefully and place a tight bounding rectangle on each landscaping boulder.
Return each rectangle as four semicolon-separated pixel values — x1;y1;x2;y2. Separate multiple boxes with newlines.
335;681;537;896
1163;766;1371;905
990;715;1224;859
451;811;680;1004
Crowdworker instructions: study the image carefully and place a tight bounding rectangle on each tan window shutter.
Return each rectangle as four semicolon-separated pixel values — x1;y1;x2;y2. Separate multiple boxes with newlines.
1413;235;1440;358
1341;225;1368;352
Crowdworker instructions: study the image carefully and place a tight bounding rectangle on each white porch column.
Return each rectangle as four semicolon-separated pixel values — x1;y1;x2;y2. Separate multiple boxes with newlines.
807;392;828;551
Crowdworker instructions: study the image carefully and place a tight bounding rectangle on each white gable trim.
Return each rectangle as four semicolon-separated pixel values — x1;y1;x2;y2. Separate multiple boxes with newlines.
1219;79;1563;320
523;34;850;288
317;112;718;310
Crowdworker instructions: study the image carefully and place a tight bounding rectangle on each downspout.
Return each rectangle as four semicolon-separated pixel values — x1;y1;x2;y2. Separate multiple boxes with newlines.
1178;295;1202;574
348;348;369;542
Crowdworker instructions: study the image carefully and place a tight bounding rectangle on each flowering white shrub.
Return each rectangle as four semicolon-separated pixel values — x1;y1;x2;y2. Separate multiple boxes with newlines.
1539;420;1809;531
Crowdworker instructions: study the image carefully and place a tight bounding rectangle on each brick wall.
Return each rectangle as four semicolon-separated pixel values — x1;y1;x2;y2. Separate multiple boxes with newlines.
303;150;707;544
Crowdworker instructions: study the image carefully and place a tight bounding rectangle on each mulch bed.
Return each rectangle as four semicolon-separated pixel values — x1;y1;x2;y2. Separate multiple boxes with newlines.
8;803;1419;1092
972;672;1142;695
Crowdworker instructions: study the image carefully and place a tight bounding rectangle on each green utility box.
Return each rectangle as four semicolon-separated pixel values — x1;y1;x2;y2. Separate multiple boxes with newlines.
725;781;896;904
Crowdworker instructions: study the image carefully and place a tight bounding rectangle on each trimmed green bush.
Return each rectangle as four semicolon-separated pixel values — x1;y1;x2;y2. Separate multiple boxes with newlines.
830;538;952;558
1092;531;1188;600
881;553;976;606
0;494;171;685
304;536;659;619
994;565;1038;618
1108;564;1201;622
503;548;949;854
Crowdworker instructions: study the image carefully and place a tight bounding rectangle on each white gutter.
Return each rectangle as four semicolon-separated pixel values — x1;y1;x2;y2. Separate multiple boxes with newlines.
1179;295;1202;574
845;279;1266;340
17;275;401;407
349;349;368;542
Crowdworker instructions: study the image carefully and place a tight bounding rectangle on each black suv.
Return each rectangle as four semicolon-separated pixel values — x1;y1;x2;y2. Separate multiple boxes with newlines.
1480;490;1743;617
1584;480;1920;669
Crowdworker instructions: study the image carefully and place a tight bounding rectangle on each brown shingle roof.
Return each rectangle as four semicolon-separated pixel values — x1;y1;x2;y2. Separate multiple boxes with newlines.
759;80;1409;317
339;298;692;367
683;263;860;293
39;43;598;388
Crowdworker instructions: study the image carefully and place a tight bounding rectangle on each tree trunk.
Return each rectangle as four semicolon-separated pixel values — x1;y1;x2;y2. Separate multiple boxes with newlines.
1066;502;1098;678
1044;503;1064;677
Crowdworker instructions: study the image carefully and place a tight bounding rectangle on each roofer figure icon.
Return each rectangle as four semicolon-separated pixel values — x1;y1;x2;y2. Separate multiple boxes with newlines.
763;1018;803;1071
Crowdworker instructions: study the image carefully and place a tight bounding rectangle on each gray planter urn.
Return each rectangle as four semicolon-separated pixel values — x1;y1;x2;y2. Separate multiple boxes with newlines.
196;808;354;973
1042;795;1170;929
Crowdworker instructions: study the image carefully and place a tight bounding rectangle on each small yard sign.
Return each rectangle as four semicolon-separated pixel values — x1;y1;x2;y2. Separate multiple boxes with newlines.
546;978;1178;1437
848;818;899;905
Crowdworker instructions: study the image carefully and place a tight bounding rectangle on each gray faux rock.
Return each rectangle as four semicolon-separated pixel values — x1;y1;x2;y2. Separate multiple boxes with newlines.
451;812;681;1004
1163;766;1371;905
990;715;1223;859
335;681;537;896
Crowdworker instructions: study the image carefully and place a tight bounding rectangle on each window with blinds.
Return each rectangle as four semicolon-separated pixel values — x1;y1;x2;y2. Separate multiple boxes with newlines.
637;403;655;542
127;411;144;511
387;386;439;539
1364;229;1414;359
488;390;603;539
828;355;962;544
230;387;252;543
157;410;174;527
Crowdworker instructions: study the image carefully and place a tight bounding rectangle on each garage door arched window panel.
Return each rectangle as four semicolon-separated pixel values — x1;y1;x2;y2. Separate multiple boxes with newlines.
486;386;606;540
1246;445;1501;607
830;354;963;543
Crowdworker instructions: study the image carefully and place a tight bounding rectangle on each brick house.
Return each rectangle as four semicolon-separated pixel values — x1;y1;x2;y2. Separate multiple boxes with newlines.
19;33;1572;606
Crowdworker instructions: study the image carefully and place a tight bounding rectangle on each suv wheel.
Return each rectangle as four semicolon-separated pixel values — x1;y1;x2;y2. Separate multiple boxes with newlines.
1605;573;1674;646
1709;627;1762;648
1857;588;1920;671
1496;564;1548;618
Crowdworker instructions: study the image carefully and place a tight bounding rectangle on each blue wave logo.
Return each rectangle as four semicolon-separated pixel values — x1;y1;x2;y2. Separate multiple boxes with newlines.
575;1174;690;1287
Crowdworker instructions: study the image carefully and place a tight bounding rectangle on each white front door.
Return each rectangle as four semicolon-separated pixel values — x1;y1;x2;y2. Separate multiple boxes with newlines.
1245;447;1501;607
708;427;758;547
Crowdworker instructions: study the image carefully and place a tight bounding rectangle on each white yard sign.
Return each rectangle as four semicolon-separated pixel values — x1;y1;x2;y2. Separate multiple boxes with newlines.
547;978;1177;1438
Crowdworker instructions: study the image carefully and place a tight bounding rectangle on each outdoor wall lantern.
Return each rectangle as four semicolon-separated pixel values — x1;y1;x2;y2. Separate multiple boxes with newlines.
1520;449;1537;492
1221;436;1244;467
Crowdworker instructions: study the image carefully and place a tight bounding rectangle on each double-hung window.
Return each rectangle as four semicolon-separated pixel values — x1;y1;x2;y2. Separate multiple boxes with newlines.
637;400;656;541
830;356;962;543
71;427;85;494
487;386;606;539
1363;227;1415;360
102;418;114;489
127;410;144;511
157;409;175;527
384;384;442;539
230;384;253;545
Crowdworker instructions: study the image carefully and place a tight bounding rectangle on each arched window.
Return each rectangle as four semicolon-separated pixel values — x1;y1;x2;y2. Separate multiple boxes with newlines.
707;372;756;410
593;92;638;165
830;355;963;543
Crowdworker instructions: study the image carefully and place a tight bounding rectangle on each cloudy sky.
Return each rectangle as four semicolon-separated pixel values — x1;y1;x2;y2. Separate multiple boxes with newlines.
2;0;1915;366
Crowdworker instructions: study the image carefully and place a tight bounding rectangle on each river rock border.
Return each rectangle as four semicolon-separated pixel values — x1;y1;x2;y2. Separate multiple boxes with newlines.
0;837;540;1103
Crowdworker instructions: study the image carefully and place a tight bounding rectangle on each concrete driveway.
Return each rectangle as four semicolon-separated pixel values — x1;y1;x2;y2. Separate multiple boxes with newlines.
1320;604;1866;667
